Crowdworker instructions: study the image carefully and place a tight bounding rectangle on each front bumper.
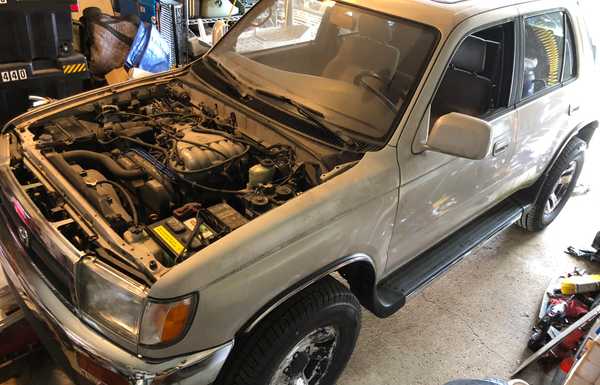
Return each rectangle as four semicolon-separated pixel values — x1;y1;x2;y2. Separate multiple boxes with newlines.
0;221;233;385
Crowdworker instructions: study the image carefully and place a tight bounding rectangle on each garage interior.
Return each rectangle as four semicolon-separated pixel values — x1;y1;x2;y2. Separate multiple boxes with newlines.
1;1;600;385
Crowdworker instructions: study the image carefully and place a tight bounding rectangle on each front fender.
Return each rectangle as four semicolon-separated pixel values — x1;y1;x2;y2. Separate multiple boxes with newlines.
143;147;400;359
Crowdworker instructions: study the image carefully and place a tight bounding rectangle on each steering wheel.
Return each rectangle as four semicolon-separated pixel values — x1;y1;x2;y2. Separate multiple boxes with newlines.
353;70;397;111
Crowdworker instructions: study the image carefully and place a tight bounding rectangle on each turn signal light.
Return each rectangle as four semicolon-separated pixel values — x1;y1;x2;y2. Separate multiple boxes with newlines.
162;301;193;342
140;295;196;345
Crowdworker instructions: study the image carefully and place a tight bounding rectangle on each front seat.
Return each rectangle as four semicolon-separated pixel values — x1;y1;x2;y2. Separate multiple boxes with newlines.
431;35;500;122
321;13;400;84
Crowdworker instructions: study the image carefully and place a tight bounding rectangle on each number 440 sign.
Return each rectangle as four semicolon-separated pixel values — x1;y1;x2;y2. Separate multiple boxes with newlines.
1;69;28;83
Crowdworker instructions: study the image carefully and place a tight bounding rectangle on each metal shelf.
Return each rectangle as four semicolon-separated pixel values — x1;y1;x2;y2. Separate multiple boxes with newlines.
187;0;258;26
188;14;243;25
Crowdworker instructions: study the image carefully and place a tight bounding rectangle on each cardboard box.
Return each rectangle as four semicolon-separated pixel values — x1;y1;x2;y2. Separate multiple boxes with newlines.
129;67;154;79
105;67;129;84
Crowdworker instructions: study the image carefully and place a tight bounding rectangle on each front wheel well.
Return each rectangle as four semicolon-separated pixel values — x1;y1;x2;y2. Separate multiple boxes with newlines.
338;260;377;308
576;120;598;144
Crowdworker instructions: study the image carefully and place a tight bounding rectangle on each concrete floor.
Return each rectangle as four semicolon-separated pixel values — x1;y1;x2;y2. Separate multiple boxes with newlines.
2;138;598;385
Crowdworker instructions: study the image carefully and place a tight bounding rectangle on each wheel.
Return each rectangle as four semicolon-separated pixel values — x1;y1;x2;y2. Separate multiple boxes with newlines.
216;276;361;385
518;137;586;232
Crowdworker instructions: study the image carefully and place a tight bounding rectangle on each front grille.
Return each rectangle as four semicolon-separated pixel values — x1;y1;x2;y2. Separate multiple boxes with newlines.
2;161;84;307
0;197;74;305
29;236;73;303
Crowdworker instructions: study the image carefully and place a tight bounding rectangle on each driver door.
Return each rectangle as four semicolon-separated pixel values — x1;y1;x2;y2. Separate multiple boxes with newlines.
387;15;520;272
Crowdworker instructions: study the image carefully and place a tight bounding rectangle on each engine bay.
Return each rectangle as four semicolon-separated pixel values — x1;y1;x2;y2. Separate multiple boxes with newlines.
11;81;359;271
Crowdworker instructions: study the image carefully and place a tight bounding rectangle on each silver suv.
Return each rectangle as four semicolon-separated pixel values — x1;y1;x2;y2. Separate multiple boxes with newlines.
0;1;596;384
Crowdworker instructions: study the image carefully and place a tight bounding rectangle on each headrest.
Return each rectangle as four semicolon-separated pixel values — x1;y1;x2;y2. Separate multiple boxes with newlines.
358;13;391;43
451;35;488;73
329;7;356;31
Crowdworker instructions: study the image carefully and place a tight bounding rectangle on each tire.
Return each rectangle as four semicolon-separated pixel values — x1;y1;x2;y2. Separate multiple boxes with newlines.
518;137;586;232
216;276;362;385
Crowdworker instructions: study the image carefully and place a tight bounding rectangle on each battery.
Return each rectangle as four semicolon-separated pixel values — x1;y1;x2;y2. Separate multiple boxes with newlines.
149;216;215;257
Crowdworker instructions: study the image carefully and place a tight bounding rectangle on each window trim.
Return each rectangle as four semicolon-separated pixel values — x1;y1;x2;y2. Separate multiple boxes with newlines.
486;19;521;121
411;17;520;154
425;18;520;125
561;12;578;84
515;8;578;108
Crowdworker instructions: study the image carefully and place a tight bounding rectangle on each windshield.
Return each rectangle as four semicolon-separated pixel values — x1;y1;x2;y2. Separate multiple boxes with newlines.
195;0;438;143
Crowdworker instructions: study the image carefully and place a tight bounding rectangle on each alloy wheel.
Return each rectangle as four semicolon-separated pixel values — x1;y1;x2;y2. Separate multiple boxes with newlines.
544;160;578;215
271;326;339;385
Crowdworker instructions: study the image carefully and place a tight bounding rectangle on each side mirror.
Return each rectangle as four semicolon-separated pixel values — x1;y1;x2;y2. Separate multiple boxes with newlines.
426;112;492;160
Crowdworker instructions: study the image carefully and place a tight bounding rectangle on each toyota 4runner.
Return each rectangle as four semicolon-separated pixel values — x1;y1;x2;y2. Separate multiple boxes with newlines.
0;0;597;384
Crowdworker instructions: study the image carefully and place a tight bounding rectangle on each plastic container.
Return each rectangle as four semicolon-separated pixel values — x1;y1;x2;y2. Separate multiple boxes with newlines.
561;275;600;295
552;358;576;385
248;160;275;188
0;0;88;124
0;0;76;65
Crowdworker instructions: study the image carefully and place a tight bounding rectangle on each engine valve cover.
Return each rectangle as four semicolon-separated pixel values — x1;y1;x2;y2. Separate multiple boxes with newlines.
174;130;246;171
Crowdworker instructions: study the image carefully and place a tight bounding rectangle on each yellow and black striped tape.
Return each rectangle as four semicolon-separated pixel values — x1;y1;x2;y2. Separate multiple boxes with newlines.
533;27;561;86
62;63;87;74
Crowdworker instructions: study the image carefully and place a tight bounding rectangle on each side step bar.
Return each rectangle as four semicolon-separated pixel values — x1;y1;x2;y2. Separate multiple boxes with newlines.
365;198;525;318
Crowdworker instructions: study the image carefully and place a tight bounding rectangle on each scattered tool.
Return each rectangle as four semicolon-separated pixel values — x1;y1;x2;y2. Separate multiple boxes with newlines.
565;231;600;263
513;302;600;376
528;295;590;352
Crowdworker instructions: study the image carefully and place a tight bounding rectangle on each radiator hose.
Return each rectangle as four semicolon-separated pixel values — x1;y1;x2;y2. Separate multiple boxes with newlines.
61;150;144;180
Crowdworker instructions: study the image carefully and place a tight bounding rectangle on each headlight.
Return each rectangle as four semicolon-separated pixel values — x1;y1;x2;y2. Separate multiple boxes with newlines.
76;258;147;343
76;258;197;346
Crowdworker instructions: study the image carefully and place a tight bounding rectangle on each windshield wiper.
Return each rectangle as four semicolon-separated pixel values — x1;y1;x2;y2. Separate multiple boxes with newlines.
204;56;251;98
202;59;360;150
254;89;357;149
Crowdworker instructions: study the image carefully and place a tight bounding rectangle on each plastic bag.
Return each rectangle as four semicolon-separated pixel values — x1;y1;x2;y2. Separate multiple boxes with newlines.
126;23;171;74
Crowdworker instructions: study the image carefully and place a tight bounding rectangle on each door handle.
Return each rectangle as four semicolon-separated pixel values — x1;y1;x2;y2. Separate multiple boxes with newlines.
492;139;509;156
569;104;580;116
